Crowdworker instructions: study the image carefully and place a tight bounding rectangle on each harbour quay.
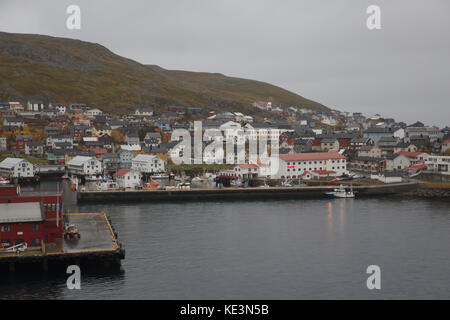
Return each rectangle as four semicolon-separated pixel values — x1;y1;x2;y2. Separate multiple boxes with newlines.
77;181;420;203
0;185;125;273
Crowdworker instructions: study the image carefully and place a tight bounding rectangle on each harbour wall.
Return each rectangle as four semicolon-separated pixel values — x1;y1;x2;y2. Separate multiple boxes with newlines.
77;182;420;203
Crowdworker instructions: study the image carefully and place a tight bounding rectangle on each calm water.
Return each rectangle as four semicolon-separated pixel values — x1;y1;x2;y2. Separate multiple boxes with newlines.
0;182;449;299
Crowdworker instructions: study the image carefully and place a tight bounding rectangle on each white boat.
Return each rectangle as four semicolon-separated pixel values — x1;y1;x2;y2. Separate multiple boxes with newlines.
62;174;69;180
191;176;204;183
176;182;191;190
0;177;10;184
85;175;98;182
325;185;354;198
152;174;169;179
230;179;242;187
96;180;119;191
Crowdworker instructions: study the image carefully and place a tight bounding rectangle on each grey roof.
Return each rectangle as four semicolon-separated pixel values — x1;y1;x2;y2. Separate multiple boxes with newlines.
0;202;44;223
0;158;28;169
26;141;43;147
355;156;384;162
68;156;93;166
378;136;397;142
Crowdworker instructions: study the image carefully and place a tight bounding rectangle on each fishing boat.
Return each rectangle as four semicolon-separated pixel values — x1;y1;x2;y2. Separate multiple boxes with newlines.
143;178;159;190
152;173;169;179
325;185;354;198
62;173;69;180
191;176;204;183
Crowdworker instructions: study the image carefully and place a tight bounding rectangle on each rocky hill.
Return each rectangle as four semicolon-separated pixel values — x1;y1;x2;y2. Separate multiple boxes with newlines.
0;32;328;114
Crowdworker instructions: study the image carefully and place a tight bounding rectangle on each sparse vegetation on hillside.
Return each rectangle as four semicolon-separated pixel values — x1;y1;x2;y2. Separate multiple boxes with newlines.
0;32;328;115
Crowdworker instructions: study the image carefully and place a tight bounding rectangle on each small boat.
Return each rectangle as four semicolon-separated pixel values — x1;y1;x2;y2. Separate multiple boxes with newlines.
230;179;242;187
62;174;69;180
152;174;169;179
325;185;354;198
85;175;97;182
96;180;119;191
177;182;190;190
0;177;10;184
191;176;204;183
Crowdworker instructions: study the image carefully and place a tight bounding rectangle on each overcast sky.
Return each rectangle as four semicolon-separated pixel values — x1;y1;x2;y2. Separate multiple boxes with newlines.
0;0;449;126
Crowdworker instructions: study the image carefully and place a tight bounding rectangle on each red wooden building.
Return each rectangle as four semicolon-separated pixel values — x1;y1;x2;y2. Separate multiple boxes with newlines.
0;185;63;249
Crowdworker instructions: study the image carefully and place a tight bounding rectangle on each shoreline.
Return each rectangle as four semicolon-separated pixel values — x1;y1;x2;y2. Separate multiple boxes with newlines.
76;181;427;203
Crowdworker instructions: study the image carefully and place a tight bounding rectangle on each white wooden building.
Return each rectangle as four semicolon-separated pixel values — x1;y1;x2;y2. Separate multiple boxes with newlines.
67;156;102;175
0;158;34;178
131;154;165;173
114;169;142;189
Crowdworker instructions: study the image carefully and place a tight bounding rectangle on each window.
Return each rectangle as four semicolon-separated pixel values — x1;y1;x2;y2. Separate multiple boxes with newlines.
1;225;10;232
31;238;41;246
30;223;39;231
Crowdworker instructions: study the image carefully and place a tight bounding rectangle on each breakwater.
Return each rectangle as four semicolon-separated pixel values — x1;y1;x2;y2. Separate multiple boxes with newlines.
77;181;419;203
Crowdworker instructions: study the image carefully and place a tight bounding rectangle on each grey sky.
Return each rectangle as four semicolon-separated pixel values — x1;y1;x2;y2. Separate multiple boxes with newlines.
0;0;449;126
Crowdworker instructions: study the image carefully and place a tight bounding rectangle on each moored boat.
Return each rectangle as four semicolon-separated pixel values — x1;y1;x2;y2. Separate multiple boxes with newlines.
325;184;354;198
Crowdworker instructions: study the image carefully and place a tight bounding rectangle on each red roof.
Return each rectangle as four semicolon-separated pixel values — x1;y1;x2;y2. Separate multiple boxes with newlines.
405;163;427;170
89;147;107;155
279;152;345;162
397;151;424;158
237;164;258;169
312;138;322;146
312;170;336;175
114;169;131;177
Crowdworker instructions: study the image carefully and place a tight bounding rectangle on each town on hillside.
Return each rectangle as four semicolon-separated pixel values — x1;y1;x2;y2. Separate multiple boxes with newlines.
0;100;449;189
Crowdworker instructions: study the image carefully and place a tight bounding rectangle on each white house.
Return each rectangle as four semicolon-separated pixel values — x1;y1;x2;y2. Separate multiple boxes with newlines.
67;156;102;175
371;172;403;184
0;158;34;178
27;100;45;112
385;153;411;171
85;108;103;118
131;154;165;173
233;164;259;179
267;152;347;179
135;107;154;116
114;169;142;189
425;155;450;175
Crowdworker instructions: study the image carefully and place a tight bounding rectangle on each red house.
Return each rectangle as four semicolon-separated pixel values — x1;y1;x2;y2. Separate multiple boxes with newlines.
0;185;63;247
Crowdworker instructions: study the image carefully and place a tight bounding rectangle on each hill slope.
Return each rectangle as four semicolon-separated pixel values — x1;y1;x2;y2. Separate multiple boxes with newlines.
0;32;328;114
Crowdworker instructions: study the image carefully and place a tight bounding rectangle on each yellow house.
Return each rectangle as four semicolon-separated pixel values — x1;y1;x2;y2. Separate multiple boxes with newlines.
92;125;112;137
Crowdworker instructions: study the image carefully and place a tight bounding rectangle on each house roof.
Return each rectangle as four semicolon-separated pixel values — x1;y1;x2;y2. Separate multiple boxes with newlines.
67;156;93;166
0;202;44;223
443;139;450;146
279;152;345;162
237;164;258;169
0;157;27;169
133;154;158;162
114;169;131;177
312;170;336;175
355;156;384;162
405;163;427;170
396;151;424;158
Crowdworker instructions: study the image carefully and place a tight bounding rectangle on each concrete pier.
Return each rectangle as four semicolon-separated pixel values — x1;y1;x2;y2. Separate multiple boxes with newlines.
77;181;420;203
0;212;125;271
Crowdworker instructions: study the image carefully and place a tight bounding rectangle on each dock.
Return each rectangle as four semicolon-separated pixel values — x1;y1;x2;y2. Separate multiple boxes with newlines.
0;212;125;272
77;181;420;203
